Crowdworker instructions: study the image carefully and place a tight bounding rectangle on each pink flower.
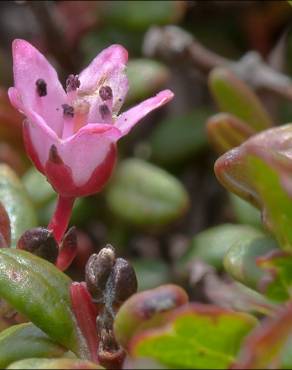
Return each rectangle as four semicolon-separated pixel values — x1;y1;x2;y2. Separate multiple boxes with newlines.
9;39;174;199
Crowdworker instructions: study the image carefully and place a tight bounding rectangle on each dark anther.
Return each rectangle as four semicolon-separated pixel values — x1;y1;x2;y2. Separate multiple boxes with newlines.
99;104;111;120
66;74;80;92
36;79;47;97
62;104;74;118
99;86;113;101
49;145;63;164
17;227;59;264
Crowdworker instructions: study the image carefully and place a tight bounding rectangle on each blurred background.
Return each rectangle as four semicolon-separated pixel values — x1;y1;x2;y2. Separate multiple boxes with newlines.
0;0;292;302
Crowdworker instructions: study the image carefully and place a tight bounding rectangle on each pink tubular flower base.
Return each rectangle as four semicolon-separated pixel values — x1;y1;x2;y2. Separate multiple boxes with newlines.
9;39;174;244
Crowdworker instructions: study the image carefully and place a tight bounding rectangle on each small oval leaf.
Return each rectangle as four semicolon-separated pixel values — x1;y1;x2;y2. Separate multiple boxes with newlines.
7;358;103;369
106;159;189;226
208;67;272;131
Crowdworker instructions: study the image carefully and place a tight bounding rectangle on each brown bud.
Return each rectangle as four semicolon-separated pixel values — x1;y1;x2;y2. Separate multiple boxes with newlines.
85;245;116;300
110;258;138;306
97;328;125;370
17;227;59;264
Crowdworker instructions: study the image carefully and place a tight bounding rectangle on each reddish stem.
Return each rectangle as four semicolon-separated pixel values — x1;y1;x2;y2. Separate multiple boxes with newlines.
70;282;99;363
48;195;75;243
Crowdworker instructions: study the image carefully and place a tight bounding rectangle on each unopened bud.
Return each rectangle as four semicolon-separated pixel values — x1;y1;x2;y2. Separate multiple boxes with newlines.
85;245;116;300
17;227;58;263
110;258;138;305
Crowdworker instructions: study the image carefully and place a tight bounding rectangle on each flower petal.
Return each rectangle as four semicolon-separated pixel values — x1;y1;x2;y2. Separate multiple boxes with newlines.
115;89;174;136
78;44;129;120
58;124;119;187
11;39;67;136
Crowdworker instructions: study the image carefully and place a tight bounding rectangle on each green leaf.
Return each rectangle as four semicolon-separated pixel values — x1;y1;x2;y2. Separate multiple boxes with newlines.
149;110;209;165
130;303;257;369
208;67;272;131
0;164;37;246
229;194;262;228
132;259;171;291
114;285;188;349
224;234;278;291
207;113;255;154
180;224;263;270
22;167;55;209
0;248;88;357
7;358;103;369
106;159;189;227
257;251;292;302
126;59;170;104
0;323;65;368
215;125;292;251
101;1;186;30
232;301;292;369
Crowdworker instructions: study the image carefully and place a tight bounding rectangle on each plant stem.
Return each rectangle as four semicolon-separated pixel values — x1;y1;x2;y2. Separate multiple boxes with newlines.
48;195;75;243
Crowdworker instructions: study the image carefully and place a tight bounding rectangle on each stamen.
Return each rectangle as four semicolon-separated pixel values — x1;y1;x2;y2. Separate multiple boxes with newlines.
62;104;74;118
99;86;113;101
99;104;111;120
36;79;47;97
66;74;80;93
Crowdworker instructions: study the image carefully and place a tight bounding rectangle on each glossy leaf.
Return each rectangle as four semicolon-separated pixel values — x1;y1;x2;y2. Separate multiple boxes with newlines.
7;358;103;369
129;303;257;369
232;302;292;369
106;159;189;227
0;248;88;357
149;110;209;165
0;323;65;368
207;113;255;154
229;194;262;228
126;59;170;104
208;67;272;131
114;285;188;349
180;223;263;270
224;234;278;290
215;126;292;251
0;164;37;246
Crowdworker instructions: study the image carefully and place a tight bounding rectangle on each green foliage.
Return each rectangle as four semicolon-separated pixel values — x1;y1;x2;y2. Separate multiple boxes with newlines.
7;358;103;369
149;110;209;165
180;223;263;270
208;67;272;131
0;323;65;368
0;164;37;246
0;249;87;357
229;194;262;228
130;304;257;369
224;234;278;291
106;159;189;227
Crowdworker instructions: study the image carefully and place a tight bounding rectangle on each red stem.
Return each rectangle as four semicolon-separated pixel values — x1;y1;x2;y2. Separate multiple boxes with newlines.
48;195;75;243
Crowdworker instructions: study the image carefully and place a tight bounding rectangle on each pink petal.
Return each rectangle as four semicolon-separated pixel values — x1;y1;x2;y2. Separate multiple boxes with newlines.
11;39;67;136
115;89;174;136
78;44;129;120
58;124;120;186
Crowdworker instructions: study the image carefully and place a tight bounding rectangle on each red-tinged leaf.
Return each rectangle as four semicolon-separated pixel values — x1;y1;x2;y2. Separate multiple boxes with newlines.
208;67;272;131
207;113;255;154
215;124;292;251
70;282;99;363
257;250;292;302
0;201;10;247
114;284;188;349
232;301;292;369
129;303;257;369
